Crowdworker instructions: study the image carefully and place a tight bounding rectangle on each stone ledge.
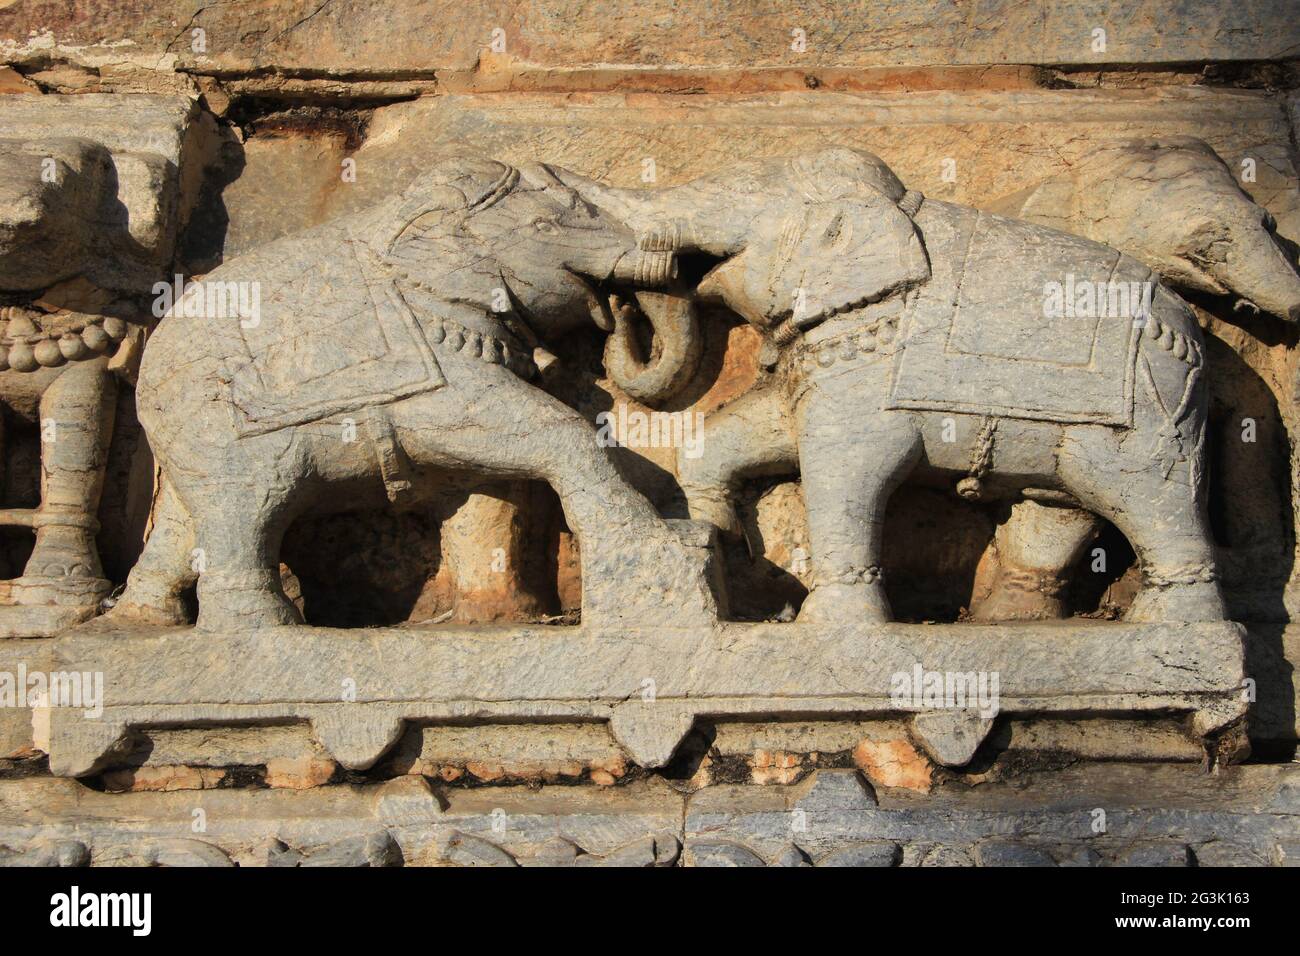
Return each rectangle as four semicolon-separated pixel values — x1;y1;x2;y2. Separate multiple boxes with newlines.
41;619;1246;776
686;765;1300;867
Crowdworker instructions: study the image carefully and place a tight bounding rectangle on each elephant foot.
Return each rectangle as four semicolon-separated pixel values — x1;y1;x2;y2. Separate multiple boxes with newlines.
104;567;195;626
798;577;891;625
970;568;1068;622
581;519;721;630
102;595;190;628
1126;574;1226;624
196;569;304;632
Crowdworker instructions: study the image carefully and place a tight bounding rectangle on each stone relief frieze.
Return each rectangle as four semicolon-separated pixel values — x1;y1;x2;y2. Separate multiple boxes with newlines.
2;79;1299;869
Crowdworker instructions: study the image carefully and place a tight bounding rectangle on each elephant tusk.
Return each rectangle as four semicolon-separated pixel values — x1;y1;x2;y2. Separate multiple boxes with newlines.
611;248;678;288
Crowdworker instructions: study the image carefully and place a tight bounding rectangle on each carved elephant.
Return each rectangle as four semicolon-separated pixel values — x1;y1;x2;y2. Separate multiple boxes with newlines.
587;147;1225;624
972;136;1300;619
113;156;717;631
651;141;1300;623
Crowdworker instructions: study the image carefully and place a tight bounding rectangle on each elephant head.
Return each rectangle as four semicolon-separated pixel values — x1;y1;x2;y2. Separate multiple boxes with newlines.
375;158;702;405
0;138;115;292
991;136;1300;322
547;148;930;401
693;186;930;332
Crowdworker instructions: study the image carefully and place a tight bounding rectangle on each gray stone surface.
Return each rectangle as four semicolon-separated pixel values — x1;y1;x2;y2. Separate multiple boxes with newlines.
683;766;1300;868
975;841;1057;867
912;712;997;768
0;94;201;287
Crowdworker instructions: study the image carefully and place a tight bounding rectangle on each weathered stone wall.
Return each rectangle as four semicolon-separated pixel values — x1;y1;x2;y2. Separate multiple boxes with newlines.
2;1;1300;866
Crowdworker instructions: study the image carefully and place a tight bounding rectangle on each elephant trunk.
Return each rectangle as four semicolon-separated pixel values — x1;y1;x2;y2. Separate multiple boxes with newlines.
677;388;798;534
1209;230;1300;323
603;288;702;407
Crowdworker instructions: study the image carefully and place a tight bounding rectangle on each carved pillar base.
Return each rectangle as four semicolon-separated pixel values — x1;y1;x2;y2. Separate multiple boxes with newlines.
971;500;1103;621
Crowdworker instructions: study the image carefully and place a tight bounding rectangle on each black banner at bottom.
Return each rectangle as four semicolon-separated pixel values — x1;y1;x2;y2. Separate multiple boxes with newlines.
0;865;1285;942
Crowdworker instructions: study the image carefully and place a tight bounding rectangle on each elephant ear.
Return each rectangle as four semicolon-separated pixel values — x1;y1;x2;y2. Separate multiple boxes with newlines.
698;194;930;326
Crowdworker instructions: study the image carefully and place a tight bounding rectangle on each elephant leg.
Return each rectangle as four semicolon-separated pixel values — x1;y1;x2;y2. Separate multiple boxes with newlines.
147;405;305;633
1057;427;1225;623
109;475;197;625
677;387;797;534
970;501;1101;621
391;359;717;627
795;395;922;625
181;472;302;632
19;358;114;601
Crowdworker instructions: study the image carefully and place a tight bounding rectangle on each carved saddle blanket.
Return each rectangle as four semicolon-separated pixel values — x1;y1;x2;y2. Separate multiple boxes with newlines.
888;202;1149;427
215;223;446;438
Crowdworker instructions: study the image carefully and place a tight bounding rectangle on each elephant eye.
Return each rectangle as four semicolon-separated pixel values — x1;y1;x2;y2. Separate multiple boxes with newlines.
533;218;557;234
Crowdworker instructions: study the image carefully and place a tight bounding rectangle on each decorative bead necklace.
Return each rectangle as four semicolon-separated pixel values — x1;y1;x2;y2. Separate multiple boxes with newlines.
0;306;129;372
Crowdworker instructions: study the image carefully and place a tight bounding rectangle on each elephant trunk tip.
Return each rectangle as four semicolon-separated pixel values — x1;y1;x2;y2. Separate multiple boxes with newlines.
1233;294;1300;323
603;287;701;407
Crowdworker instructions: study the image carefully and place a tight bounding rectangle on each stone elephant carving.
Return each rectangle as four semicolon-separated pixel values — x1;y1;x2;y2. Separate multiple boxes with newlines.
659;140;1300;623
584;147;1225;624
990;136;1300;322
112;156;717;631
971;136;1300;619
